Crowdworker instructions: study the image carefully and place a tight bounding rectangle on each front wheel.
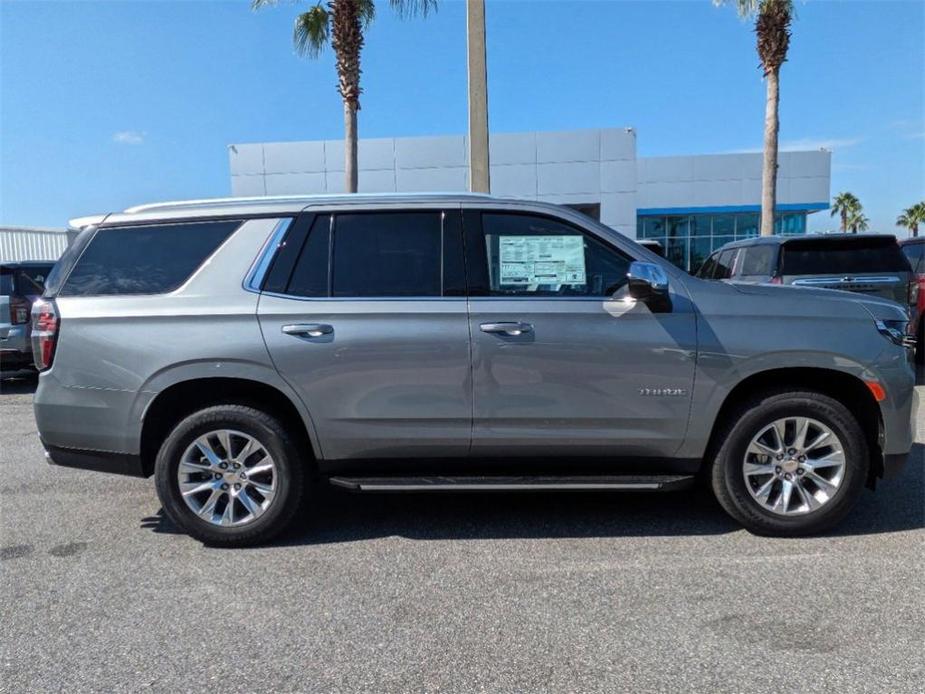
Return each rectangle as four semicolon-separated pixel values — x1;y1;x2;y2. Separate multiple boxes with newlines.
710;390;868;536
155;405;305;547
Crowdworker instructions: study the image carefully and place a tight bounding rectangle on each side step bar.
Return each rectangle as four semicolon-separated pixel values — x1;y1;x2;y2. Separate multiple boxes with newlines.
328;475;695;493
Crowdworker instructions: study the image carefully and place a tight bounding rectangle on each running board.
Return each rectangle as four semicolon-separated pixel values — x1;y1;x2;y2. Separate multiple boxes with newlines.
327;475;695;493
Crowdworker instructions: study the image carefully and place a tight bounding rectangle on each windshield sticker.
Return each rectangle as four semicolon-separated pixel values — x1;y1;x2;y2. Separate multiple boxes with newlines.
497;236;586;286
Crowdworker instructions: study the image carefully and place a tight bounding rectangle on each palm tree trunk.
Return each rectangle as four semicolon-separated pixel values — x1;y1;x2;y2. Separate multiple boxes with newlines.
840;210;847;233
760;68;780;237
344;101;358;193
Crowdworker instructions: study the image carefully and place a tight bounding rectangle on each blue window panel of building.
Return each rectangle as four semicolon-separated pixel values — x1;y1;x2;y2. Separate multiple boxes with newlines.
635;209;811;270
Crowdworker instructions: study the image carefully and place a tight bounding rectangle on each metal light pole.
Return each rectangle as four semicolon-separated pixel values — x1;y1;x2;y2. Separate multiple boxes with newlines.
466;0;490;193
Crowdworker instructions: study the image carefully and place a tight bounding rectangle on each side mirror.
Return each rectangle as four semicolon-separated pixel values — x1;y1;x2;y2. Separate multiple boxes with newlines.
627;261;671;312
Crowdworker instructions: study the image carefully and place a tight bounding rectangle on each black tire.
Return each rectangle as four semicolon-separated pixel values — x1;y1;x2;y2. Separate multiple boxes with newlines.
710;389;868;536
155;405;305;547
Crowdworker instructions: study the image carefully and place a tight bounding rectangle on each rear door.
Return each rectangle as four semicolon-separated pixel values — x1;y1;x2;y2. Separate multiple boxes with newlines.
257;207;472;460
781;237;912;304
463;207;697;459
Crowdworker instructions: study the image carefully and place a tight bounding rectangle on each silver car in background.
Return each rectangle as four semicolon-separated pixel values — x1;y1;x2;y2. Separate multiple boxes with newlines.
32;194;915;546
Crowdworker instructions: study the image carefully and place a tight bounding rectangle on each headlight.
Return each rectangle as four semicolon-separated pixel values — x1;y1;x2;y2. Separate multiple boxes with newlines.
875;319;916;349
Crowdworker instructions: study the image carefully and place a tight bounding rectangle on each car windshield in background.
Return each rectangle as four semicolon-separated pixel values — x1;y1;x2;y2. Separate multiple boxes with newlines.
780;237;910;275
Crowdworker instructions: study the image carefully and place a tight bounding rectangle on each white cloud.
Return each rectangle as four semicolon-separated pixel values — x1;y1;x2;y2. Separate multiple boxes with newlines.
112;130;145;145
725;136;861;154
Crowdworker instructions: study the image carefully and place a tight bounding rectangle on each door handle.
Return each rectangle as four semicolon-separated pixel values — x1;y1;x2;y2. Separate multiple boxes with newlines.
281;323;333;338
479;322;533;336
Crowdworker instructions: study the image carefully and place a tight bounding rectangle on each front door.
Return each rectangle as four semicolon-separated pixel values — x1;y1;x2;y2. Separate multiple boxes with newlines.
463;209;697;459
258;209;471;460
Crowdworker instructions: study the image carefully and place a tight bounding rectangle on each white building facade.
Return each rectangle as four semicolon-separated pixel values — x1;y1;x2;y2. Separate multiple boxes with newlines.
229;127;830;270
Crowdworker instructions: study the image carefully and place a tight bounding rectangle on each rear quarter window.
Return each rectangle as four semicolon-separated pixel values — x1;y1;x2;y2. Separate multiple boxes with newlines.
739;246;776;277
781;238;910;275
902;242;925;274
60;220;241;296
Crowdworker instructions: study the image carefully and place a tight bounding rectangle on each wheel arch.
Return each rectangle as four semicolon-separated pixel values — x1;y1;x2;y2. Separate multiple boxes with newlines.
139;377;319;477
703;367;884;486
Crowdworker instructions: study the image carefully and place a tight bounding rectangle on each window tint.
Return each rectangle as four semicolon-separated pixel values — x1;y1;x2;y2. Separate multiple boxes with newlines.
332;212;442;297
696;253;718;279
780;238;910;275
43;226;95;297
902;242;925;274
740;246;776;276
714;249;737;280
284;217;331;297
0;270;12;295
479;213;631;297
61;220;240;296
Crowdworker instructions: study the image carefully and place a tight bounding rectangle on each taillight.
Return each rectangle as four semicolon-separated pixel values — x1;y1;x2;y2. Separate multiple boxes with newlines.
31;298;59;371
909;277;920;307
769;276;783;285
915;275;925;311
9;296;29;324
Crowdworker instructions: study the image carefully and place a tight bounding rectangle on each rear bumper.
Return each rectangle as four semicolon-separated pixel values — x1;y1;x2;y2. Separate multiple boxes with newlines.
43;444;148;478
0;324;32;370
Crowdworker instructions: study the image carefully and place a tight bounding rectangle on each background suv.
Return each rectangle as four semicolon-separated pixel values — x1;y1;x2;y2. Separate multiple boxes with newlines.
1;261;54;374
33;195;915;546
900;237;925;361
696;234;914;308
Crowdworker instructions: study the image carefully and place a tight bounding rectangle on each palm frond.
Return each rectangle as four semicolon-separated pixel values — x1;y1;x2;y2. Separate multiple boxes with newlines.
358;0;376;29
294;6;331;58
390;0;438;19
713;0;761;19
250;0;278;10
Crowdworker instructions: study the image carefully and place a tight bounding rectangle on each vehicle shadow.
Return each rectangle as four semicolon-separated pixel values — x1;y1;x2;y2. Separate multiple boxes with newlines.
145;444;924;546
0;375;37;395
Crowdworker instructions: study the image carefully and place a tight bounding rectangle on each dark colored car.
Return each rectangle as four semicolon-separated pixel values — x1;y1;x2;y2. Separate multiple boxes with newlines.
899;237;925;361
696;234;915;307
1;261;55;373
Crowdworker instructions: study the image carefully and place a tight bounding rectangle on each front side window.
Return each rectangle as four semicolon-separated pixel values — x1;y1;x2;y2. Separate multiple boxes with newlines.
61;220;240;296
477;213;631;297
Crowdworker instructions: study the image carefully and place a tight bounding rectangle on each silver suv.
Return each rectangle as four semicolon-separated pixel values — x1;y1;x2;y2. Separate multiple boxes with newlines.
33;195;916;546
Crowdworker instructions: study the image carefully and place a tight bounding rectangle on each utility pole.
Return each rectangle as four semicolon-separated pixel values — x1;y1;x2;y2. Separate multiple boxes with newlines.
466;0;490;193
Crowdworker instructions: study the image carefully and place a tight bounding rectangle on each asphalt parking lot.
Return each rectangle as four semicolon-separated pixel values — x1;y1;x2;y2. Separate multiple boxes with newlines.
1;378;923;693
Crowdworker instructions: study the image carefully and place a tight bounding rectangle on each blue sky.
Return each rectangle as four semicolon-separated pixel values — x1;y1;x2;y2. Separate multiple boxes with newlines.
1;0;923;233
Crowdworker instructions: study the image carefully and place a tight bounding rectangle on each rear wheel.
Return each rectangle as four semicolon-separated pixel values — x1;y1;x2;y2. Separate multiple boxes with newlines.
155;405;304;546
710;390;868;536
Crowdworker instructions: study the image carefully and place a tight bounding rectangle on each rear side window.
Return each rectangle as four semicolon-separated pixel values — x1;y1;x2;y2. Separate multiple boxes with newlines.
60;220;240;296
0;270;12;295
266;211;463;298
739;246;776;277
332;213;442;297
781;238;911;275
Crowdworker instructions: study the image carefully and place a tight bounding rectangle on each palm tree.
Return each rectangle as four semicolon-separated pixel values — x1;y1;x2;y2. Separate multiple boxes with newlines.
846;210;869;234
716;0;794;236
253;0;436;193
897;202;925;238
831;192;861;233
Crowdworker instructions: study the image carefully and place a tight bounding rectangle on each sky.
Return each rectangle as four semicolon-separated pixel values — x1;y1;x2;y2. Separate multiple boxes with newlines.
1;0;923;233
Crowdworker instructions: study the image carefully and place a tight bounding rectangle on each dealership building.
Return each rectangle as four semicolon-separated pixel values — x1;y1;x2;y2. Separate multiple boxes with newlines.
229;127;831;271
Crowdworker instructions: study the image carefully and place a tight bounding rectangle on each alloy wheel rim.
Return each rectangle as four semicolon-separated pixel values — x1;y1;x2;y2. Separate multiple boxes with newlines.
176;429;277;527
742;416;846;516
